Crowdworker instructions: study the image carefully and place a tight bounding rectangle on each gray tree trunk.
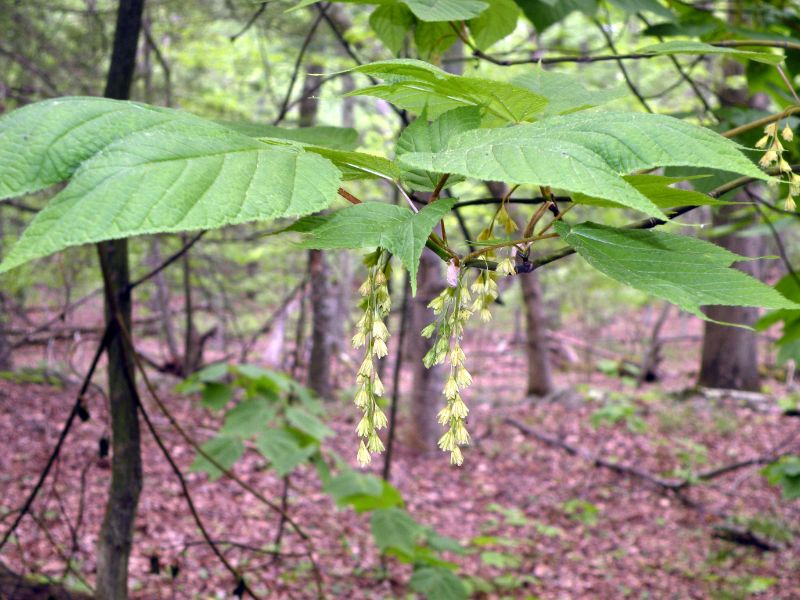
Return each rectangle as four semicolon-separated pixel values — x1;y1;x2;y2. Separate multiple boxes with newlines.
0;207;12;371
298;62;337;398
697;47;767;392
519;272;554;396
698;205;762;391
406;251;445;453
486;181;555;398
96;1;145;598
146;238;180;367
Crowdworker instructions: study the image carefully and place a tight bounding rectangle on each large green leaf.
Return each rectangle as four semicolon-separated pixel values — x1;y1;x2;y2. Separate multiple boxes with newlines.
515;0;598;32
572;175;731;209
190;436;245;481
347;59;548;122
254;428;317;477
467;0;520;51
414;20;459;58
285;406;334;441
325;470;404;512
219;122;358;150
398;111;769;219
607;0;674;20
638;41;784;65
553;221;798;319
397;107;481;190
287;198;456;294
220;398;275;438
0;97;175;199
0;97;341;273
410;567;469;600
303;146;401;181
512;67;627;116
403;0;488;21
371;507;423;556
370;3;415;54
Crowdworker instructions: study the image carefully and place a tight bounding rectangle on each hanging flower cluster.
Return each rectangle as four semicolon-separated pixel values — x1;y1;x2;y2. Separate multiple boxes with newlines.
351;249;391;466
422;269;476;465
757;121;799;210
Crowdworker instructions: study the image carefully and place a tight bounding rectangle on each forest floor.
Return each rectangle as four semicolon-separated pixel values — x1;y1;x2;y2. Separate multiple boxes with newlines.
1;312;800;600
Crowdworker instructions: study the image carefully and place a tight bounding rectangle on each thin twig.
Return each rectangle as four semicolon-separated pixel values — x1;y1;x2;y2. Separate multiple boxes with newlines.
0;325;111;552
273;6;327;125
382;274;410;482
230;2;268;42
129;232;206;290
137;398;259;598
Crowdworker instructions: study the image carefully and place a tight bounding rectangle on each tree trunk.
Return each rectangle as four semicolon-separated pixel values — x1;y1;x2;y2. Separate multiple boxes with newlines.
0;207;12;371
486;181;555;398
698;206;762;391
96;1;145;598
519;272;554;396
146;238;180;367
697;41;767;392
181;237;200;375
406;251;445;453
298;62;336;398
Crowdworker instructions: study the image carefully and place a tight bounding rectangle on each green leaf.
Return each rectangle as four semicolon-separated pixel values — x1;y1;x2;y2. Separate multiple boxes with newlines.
196;362;230;382
414;20;459;59
397;107;481;190
480;551;522;568
398;111;769;219
287;198;456;294
325;471;404;512
762;456;800;501
370;507;423;556
0;97;175;199
572;175;730;209
467;0;520;51
347;59;548;122
285;406;334;441
402;0;488;21
0;98;341;273
553;221;799;319
370;3;415;55
302;146;400;181
218;122;358;150
638;41;783;65
190;436;245;481
514;0;598;32
511;67;627;116
756;275;800;359
254;428;317;476
607;0;674;20
220;398;274;438
410;567;469;600
201;382;233;411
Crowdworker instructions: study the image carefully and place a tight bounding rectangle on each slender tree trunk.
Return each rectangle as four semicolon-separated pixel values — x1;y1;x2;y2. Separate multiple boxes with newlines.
181;237;199;375
406;251;445;453
519;273;554;396
146;238;180;367
0;207;12;371
486;181;554;397
299;62;336;398
96;1;145;598
697;44;767;391
698;206;762;391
